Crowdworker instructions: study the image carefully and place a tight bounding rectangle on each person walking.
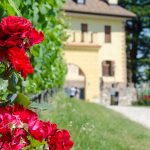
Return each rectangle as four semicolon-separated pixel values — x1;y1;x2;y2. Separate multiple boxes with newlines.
114;91;119;105
75;87;80;99
110;84;116;105
69;86;76;98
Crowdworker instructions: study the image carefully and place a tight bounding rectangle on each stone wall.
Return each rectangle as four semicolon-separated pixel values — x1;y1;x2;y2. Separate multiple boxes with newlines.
100;83;137;105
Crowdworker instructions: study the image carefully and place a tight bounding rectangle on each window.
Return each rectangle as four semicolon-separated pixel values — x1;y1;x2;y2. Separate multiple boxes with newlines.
77;0;85;4
102;61;114;76
81;23;88;32
105;25;111;43
81;24;88;42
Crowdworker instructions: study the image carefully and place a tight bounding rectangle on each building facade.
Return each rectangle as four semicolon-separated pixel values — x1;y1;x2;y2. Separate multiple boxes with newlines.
63;0;136;102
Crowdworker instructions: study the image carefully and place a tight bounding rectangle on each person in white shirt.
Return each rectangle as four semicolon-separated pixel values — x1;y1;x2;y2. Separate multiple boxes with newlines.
70;86;76;98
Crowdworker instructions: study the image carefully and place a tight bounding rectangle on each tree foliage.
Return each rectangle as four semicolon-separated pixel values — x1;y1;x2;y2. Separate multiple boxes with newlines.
0;0;67;94
119;0;150;83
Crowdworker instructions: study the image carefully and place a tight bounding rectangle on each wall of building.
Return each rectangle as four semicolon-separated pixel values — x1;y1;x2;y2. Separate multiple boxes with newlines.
100;83;137;105
64;46;100;101
66;13;127;84
64;13;127;101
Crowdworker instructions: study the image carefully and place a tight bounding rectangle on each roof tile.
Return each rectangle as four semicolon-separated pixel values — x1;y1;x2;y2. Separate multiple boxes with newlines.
64;0;136;18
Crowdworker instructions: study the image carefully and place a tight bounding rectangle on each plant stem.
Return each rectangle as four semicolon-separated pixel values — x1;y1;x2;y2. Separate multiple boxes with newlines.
43;144;45;150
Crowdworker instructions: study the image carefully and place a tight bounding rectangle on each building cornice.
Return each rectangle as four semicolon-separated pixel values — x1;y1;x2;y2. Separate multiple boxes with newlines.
64;10;135;19
65;43;101;51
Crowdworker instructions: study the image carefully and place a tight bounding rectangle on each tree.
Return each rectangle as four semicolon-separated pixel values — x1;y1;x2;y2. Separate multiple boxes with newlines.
119;0;150;83
0;0;67;93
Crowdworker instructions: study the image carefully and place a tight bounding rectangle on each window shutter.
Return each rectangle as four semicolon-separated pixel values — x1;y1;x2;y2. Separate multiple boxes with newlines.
102;61;109;76
110;61;115;76
81;24;88;32
102;61;115;76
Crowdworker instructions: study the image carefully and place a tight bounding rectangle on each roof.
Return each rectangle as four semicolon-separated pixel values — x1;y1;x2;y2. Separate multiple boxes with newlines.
64;0;136;18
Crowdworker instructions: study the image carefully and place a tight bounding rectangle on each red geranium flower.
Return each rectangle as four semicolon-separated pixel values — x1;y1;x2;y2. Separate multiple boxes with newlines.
0;16;44;79
0;25;7;40
28;119;48;142
4;36;23;48
27;28;44;47
0;16;44;49
46;122;58;138
13;103;38;124
28;120;57;142
0;127;12;143
1;16;32;37
7;47;34;80
48;129;74;150
0;128;30;150
11;128;30;150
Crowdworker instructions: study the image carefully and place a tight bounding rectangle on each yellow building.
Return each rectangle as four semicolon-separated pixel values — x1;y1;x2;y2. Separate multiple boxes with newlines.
63;0;136;102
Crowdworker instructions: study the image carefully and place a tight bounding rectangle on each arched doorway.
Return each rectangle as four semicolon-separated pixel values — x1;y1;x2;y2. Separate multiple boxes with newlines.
64;64;86;99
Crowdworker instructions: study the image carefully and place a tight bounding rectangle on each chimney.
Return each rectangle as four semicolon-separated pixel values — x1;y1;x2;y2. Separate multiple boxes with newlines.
107;0;118;5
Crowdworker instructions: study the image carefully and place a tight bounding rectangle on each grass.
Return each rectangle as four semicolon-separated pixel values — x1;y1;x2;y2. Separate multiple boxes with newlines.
41;93;150;150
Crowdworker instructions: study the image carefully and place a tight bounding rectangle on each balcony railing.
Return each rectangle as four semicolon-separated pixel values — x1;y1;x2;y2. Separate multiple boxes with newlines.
66;30;100;45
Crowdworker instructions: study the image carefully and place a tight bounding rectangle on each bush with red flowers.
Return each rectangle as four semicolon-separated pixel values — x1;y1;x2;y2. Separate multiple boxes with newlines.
0;16;44;80
0;16;73;150
143;95;150;101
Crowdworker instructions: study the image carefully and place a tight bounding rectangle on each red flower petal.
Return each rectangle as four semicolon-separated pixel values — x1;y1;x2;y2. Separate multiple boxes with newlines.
28;28;44;46
13;103;38;124
0;49;6;62
1;16;32;37
7;47;34;80
29;120;57;142
48;129;74;150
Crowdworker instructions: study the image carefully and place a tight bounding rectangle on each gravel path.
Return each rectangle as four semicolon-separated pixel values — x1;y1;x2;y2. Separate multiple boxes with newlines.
107;106;150;128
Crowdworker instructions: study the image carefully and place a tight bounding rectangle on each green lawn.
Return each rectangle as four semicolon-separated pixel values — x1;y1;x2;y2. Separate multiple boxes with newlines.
41;93;150;150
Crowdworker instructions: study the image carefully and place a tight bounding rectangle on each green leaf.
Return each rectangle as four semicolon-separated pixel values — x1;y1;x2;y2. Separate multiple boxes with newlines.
14;93;30;107
30;102;55;111
12;72;18;85
31;49;39;57
28;136;46;147
13;0;21;8
32;2;39;24
8;0;22;16
39;4;47;15
2;1;15;16
7;73;18;92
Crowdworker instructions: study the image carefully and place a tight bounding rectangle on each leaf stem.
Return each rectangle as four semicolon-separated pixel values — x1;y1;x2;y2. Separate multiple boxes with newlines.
43;144;45;150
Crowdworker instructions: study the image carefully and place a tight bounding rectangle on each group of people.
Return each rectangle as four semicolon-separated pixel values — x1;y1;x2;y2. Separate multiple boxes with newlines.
69;86;80;99
68;82;119;104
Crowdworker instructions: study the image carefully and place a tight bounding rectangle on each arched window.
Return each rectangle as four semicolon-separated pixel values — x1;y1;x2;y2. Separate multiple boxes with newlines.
102;61;115;76
67;64;85;76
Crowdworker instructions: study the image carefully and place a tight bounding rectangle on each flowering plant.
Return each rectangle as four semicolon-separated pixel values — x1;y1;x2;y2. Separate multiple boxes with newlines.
0;16;73;150
0;16;44;80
